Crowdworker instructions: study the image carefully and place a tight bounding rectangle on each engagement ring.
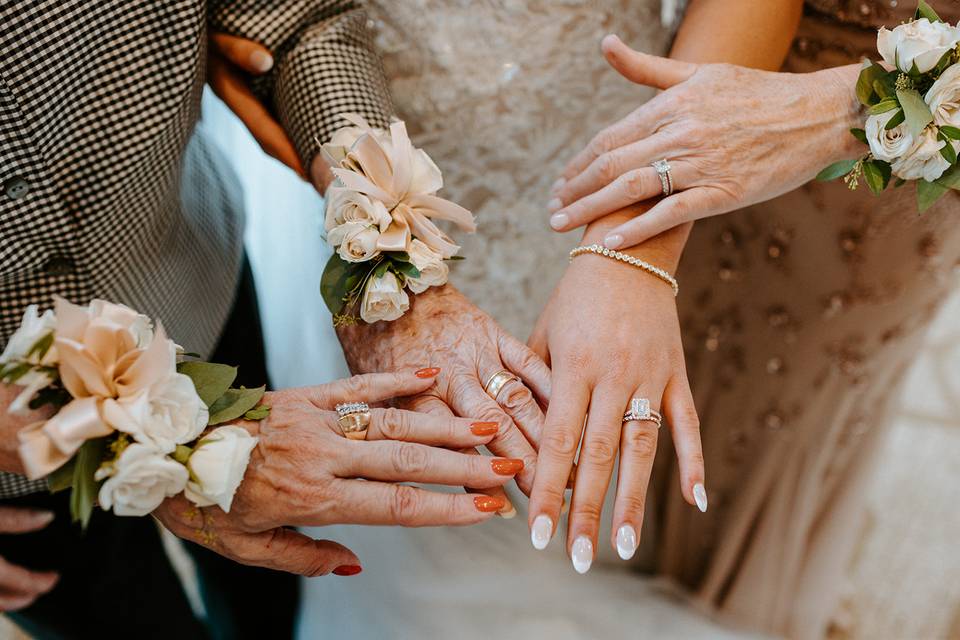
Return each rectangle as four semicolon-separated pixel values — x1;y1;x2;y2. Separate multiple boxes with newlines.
622;398;662;428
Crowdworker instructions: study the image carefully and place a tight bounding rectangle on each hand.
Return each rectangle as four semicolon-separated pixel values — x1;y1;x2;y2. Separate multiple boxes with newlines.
207;32;308;181
337;285;552;497
155;369;523;576
526;212;704;572
0;507;58;611
548;35;863;248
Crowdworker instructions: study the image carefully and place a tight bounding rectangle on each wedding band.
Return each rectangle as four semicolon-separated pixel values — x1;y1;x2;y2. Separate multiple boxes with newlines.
336;402;371;440
651;159;674;197
622;398;662;429
484;370;519;401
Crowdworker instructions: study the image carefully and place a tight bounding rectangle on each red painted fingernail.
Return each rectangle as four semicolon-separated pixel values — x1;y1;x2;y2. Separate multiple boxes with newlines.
491;458;525;475
415;367;441;378
333;565;362;576
474;495;506;512
470;422;499;436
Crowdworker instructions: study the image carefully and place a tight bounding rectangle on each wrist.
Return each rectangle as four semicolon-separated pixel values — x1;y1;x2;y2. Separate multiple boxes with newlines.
581;205;691;272
816;64;866;162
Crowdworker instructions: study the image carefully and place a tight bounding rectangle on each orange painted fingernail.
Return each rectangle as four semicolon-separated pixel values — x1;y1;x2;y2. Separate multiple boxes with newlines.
416;367;441;378
474;495;506;512
470;422;499;436
333;565;362;576
491;458;525;475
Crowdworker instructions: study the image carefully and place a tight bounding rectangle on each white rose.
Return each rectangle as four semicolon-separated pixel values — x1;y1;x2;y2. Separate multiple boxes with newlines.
926;63;960;127
865;109;915;161
324;187;392;232
1;305;59;415
184;425;258;513
360;271;410;323
96;443;188;517
891;126;953;181
405;239;449;294
102;372;208;452
328;222;381;263
877;18;960;73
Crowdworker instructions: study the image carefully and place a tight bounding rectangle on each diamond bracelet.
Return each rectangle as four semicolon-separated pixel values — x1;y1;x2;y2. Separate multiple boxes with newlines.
569;244;679;297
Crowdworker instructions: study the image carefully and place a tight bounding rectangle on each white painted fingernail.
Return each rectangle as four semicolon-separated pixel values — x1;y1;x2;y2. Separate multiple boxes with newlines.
498;502;517;519
549;213;569;230
604;234;623;250
551;178;566;193
693;483;708;513
249;50;274;73
616;524;637;560
571;536;593;574
531;515;553;550
547;197;563;213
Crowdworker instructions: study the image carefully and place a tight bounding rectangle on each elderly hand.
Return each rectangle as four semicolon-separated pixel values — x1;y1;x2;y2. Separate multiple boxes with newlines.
155;369;523;577
547;35;863;248
0;507;58;611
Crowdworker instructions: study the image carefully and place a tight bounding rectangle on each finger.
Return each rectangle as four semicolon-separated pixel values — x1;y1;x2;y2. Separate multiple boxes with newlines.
527;314;550;367
366;407;500;449
0;507;54;534
210;32;274;75
528;373;590;551
662;374;706;512
499;332;552;408
567;384;631;574
308;368;442;408
0;557;59;596
208;54;306;178
603;186;724;249
328;479;506;526
610;400;662;562
0;593;42;612
601;34;698;89
231;528;362;577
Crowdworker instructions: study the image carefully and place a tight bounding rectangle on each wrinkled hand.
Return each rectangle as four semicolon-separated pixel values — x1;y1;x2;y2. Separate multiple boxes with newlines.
337;285;551;497
548;35;862;248
155;369;523;576
526;211;704;572
0;507;58;611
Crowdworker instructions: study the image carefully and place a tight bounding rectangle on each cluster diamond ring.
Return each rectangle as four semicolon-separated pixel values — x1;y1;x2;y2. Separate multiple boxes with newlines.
651;159;674;197
335;401;371;440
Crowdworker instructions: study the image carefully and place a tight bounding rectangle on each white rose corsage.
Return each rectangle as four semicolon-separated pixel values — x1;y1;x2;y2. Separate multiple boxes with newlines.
319;114;476;325
818;1;960;211
0;298;266;526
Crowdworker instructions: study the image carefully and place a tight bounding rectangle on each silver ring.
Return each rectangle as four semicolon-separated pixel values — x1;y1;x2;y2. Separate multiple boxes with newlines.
622;397;662;428
651;159;674;197
336;401;370;417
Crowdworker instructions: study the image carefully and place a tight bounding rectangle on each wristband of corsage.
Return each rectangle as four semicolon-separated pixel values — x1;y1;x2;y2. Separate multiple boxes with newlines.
318;114;476;325
818;1;960;211
0;298;269;527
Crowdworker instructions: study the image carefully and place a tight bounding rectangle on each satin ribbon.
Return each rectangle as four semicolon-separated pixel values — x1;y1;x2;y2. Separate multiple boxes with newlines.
18;397;113;479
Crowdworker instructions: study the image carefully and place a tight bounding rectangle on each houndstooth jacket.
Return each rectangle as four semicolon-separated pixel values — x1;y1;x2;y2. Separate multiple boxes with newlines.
0;0;392;496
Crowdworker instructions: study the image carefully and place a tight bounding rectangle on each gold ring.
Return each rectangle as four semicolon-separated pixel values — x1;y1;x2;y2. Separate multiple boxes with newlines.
483;370;519;401
336;402;371;440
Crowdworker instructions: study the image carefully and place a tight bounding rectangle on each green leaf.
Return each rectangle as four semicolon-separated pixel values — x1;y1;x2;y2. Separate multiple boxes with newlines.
884;110;906;130
918;179;949;211
47;455;76;494
873;73;898;100
897;88;934;137
70;439;107;529
27;333;54;360
389;252;411;262
446;256;466;261
372;259;390;280
176;361;237;407
2;362;33;384
939;135;958;164
935;163;960;189
916;0;942;22
208;386;266;425
243;405;271;421
941;125;960;140
894;177;907;188
862;160;891;195
320;254;368;316
392;260;421;279
816;159;858;181
850;128;868;145
868;98;900;115
856;62;888;106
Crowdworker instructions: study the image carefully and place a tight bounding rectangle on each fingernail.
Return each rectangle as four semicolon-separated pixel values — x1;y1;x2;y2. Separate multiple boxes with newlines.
547;197;563;213
333;565;362;576
693;483;708;513
551;178;566;194
604;234;623;250
560;496;570;515
498;501;517;519
531;514;553;550
470;422;499;436
549;213;569;230
474;495;506;512
249;50;274;73
415;367;441;378
491;458;524;475
572;536;593;574
616;524;638;560
31;510;55;526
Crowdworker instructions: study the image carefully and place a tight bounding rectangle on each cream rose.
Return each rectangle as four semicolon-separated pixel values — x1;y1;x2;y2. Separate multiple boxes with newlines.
926;63;960;127
405;239;449;294
324;187;392;233
360;271;410;323
96;443;188;517
1;305;59;415
328;222;381;263
184;425;258;513
877;18;960;73
102;373;208;453
865;109;915;161
891;126;953;181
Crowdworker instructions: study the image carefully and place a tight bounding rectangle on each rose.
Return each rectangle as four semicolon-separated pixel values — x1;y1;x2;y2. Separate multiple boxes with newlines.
324;187;392;232
891;126;953;181
877;18;960;73
865;109;915;161
1;305;59;415
360;271;410;323
926;63;960;128
328;222;381;263
95;443;188;517
405;239;449;294
183;425;258;512
101;373;208;452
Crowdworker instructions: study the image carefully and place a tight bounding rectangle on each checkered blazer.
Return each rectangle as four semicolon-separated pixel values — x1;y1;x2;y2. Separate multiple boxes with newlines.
0;0;393;497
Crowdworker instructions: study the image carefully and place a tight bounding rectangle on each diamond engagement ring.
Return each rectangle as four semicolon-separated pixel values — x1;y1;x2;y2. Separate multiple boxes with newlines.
622;398;662;428
335;402;371;440
651;159;674;197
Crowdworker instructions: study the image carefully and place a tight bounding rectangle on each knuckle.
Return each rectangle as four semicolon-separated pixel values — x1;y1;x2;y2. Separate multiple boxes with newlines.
674;405;701;433
625;427;659;459
379;407;411;441
582;431;619;466
389;485;422;526
390;442;429;476
499;383;534;412
541;426;580;459
572;500;603;523
618;493;647;517
589;130;612;156
622;169;650;200
596;153;619;182
341;374;370;398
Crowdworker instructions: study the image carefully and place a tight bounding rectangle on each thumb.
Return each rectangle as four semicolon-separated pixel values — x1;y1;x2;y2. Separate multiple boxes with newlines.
601;34;698;89
0;507;55;534
210;32;274;75
249;528;362;577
